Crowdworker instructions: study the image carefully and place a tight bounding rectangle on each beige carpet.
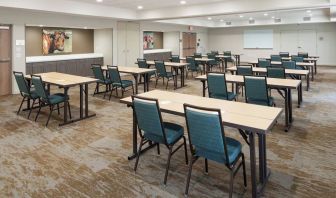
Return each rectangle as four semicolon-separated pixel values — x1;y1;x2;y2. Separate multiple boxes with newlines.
0;66;335;197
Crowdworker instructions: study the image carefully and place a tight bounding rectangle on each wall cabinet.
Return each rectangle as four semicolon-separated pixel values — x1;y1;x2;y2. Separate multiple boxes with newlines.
117;22;140;66
26;57;103;77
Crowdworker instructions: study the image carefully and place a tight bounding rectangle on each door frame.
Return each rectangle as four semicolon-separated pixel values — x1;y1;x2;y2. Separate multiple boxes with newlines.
0;24;12;96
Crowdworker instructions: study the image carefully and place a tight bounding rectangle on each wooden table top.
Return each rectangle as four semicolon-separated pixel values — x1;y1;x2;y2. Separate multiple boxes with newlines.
26;72;98;87
120;90;283;133
227;66;310;75
248;60;314;67
180;57;214;62
196;74;301;89
263;57;318;61
101;66;156;74
202;55;232;58
143;61;189;67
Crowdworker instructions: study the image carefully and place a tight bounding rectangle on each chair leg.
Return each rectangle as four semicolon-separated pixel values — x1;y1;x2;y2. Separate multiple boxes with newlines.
109;87;114;100
163;146;173;185
185;155;194;196
103;85;107;99
134;137;145;172
155;78;158;88
165;78;169;90
28;99;36;119
205;158;208;174
17;96;26;115
183;136;189;165
122;89;124;98
46;105;54;126
157;144;160;155
132;84;135;95
67;102;72;119
229;170;234;198
35;103;43;122
57;104;60;115
241;153;247;187
93;83;98;96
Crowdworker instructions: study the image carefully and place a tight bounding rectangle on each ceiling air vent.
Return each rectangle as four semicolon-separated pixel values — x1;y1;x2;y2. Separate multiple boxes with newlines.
303;16;311;21
226;21;232;25
274;18;281;23
249;19;255;24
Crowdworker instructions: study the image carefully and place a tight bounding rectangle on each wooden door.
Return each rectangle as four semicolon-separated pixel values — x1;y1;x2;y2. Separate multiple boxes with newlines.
0;25;12;96
126;22;140;67
182;32;197;57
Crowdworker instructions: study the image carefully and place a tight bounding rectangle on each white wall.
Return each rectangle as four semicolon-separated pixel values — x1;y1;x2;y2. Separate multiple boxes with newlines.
94;28;113;65
139;22;208;57
208;23;336;65
163;32;180;55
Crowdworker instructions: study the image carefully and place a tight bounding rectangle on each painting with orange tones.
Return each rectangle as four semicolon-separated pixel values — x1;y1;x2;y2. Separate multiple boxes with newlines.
42;29;72;55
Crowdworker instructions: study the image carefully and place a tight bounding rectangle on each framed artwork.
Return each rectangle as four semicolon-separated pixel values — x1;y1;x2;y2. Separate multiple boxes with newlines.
42;29;72;55
143;32;154;49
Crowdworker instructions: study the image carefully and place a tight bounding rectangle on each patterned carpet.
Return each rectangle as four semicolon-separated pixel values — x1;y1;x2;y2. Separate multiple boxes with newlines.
0;66;335;197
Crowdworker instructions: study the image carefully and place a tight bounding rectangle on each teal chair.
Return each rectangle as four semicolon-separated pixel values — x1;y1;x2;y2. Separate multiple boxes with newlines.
292;56;304;63
279;52;289;57
31;75;72;126
171;55;180;63
91;64;112;98
207;72;236;101
207;53;220;71
271;55;282;62
183;104;247;197
298;52;308;58
133;96;188;185
107;66;134;99
154;60;175;89
224;51;235;65
244;76;274;106
137;58;156;82
186;56;202;77
13;71;40;118
194;53;202;58
267;67;285;79
211;51;219;55
237;65;253;76
258;59;271;68
282;61;296;69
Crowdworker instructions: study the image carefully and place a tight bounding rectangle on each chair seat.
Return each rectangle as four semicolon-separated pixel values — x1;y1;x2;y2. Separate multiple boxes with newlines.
248;97;274;106
159;72;174;78
48;93;69;104
143;122;184;145
98;79;112;84
195;137;242;165
113;80;133;88
211;92;236;101
23;88;40;99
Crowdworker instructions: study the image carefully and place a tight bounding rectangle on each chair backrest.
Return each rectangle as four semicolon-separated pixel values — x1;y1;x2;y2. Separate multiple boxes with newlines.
279;52;289;57
223;51;231;56
132;96;167;144
270;55;282;62
91;64;105;81
207;73;228;100
107;66;122;84
267;66;285;79
244;76;269;104
171;55;180;63
298;52;308;58
137;58;148;69
194;53;202;58
154;60;167;77
13;71;30;96
31;75;49;102
292;56;304;63
184;104;229;164
258;58;271;68
211;51;219;55
207;53;217;65
282;60;296;69
186;56;197;70
237;65;253;76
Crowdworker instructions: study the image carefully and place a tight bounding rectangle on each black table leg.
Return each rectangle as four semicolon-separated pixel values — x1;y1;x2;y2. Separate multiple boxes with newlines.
298;83;302;108
285;88;289;132
306;74;310;91
202;80;206;97
85;84;89;117
133;74;138;94
174;67;178;89
248;132;257;198
289;89;293;123
225;58;228;72
62;87;69;125
80;85;83;119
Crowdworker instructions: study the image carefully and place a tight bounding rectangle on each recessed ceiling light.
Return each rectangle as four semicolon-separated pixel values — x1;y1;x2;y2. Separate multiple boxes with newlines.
96;0;103;2
180;1;186;4
309;13;313;16
249;17;253;20
271;16;275;19
220;19;224;22
306;10;311;13
39;25;44;27
264;13;268;16
208;17;212;20
84;26;88;29
239;15;244;18
137;5;143;9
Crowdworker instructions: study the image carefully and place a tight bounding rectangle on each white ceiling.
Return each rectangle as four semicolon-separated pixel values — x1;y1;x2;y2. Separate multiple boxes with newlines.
70;0;229;10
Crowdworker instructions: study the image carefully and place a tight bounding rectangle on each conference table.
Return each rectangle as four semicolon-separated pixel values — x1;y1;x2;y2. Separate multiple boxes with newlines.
101;66;156;94
227;66;310;91
247;60;315;81
218;53;243;65
139;61;189;89
120;90;283;198
179;57;215;72
201;55;232;72
263;57;319;74
25;72;98;126
195;74;302;132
